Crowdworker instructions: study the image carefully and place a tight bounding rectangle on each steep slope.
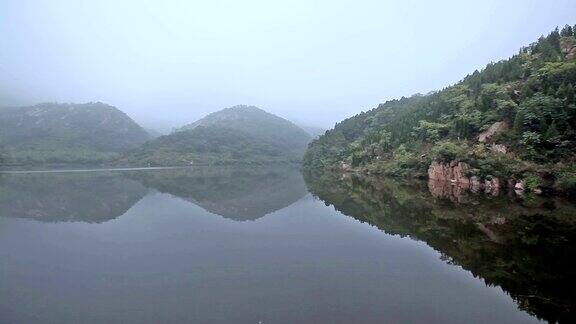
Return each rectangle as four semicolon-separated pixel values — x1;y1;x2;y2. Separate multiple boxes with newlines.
305;25;576;195
0;102;150;164
122;105;311;166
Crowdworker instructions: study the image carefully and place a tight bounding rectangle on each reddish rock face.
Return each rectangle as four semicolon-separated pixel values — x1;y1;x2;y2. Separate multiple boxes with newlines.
567;47;576;60
561;37;576;59
470;176;483;192
484;178;500;196
428;161;471;186
428;161;502;195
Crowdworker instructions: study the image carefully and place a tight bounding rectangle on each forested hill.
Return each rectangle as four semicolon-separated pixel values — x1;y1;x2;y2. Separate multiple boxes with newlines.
120;105;312;166
177;105;311;150
0;102;150;164
304;25;576;195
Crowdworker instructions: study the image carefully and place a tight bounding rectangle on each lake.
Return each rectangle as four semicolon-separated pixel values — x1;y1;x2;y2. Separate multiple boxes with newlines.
0;166;574;323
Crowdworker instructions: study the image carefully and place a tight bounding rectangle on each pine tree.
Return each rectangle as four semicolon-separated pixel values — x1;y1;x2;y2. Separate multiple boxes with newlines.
566;83;575;103
556;83;568;98
539;117;549;133
521;83;534;99
545;120;559;140
561;24;573;37
513;110;525;134
548;27;561;52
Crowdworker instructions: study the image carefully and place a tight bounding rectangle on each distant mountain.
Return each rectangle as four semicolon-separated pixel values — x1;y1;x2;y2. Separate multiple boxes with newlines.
121;105;312;166
0;102;150;165
298;124;326;138
177;105;311;149
144;128;163;139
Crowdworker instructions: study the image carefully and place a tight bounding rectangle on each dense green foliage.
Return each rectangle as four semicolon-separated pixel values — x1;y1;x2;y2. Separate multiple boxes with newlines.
304;26;576;192
122;105;311;166
0;102;150;165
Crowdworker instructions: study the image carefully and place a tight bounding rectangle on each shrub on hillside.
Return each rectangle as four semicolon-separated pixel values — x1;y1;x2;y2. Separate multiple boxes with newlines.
430;141;469;163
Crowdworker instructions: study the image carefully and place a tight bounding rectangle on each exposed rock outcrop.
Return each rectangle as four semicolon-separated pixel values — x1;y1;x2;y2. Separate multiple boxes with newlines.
339;161;353;172
470;176;482;192
484;177;500;196
478;121;508;143
561;37;576;59
428;161;502;195
490;144;508;154
428;161;471;186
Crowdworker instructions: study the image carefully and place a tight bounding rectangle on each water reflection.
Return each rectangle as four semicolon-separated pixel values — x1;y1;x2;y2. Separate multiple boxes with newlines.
304;170;576;323
0;172;147;223
128;165;307;221
0;167;570;323
0;165;308;223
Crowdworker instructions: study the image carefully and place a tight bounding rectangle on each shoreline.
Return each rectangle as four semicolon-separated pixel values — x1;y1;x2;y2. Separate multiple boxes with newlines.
0;166;188;174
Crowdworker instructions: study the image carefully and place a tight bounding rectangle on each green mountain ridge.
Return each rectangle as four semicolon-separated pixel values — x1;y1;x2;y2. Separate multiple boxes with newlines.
177;105;311;149
120;105;312;166
0;102;150;165
304;25;576;195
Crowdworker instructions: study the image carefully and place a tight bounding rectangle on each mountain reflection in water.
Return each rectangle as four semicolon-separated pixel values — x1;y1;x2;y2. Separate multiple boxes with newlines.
304;170;576;323
0;166;574;323
128;166;307;221
0;165;307;223
0;171;147;223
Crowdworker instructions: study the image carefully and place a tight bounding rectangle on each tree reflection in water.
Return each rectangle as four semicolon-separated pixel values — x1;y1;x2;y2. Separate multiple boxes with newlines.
304;170;576;323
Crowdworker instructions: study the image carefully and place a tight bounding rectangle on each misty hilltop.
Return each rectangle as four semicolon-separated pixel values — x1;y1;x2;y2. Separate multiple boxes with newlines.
177;105;311;148
0;102;150;164
120;105;312;166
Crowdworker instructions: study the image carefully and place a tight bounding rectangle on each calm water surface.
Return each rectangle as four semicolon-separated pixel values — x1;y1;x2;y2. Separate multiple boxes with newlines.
0;166;574;323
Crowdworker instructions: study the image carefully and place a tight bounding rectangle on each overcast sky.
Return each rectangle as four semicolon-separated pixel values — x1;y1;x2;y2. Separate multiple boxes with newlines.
1;0;575;131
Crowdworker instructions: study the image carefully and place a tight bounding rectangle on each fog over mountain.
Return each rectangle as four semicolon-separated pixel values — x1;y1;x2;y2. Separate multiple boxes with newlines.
1;1;574;131
120;105;311;166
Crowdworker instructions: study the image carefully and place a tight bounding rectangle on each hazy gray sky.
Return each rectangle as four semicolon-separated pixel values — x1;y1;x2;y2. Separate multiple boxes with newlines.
1;0;575;131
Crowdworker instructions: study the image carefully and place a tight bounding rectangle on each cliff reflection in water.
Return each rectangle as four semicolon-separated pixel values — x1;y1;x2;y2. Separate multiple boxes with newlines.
304;170;576;323
0;165;308;223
